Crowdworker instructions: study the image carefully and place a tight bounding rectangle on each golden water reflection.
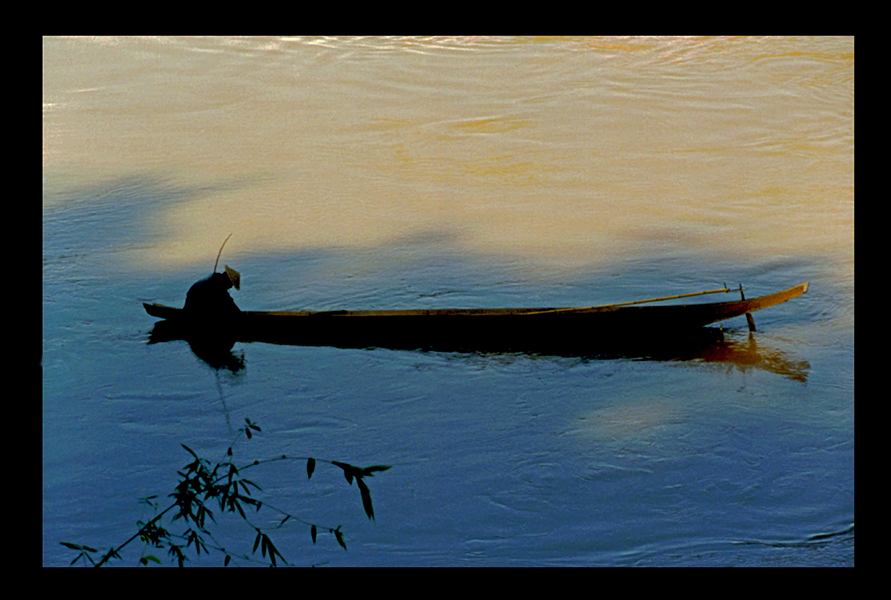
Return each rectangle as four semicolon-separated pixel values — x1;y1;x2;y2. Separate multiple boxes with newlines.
43;36;853;280
679;333;809;382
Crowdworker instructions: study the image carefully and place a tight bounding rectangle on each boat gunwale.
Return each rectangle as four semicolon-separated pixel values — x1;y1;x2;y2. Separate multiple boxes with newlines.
144;282;808;322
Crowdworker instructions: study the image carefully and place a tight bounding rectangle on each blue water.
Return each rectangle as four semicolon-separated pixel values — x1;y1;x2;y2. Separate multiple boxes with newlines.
43;175;852;567
43;37;853;567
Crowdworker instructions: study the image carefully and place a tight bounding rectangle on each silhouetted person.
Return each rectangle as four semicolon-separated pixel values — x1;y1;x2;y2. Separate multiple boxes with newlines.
183;268;241;321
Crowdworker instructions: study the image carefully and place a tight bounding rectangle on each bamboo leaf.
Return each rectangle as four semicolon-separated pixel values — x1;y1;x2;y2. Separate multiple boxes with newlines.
357;478;375;520
332;461;356;484
240;477;261;493
61;541;97;552
232;497;246;519
307;457;316;480
360;465;392;476
265;536;281;566
169;545;187;567
181;444;198;459
311;524;317;544
253;530;262;554
333;528;347;551
196;503;215;528
224;555;231;566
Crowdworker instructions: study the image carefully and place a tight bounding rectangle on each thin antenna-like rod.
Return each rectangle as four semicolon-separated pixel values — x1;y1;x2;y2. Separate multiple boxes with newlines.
526;287;731;315
213;233;233;273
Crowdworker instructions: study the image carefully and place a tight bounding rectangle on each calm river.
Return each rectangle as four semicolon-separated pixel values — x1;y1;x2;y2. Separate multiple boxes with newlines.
43;36;853;566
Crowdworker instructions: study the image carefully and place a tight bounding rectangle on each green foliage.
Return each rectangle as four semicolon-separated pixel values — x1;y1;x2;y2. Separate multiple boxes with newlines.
61;418;390;567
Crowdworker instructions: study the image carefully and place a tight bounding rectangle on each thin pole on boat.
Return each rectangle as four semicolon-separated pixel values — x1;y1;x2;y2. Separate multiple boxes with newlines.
527;286;732;315
213;233;233;274
739;284;757;332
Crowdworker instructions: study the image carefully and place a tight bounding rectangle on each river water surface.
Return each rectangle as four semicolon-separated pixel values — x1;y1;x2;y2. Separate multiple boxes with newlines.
43;36;853;566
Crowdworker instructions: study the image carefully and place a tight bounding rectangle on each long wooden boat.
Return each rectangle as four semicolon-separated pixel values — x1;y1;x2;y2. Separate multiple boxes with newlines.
144;282;808;355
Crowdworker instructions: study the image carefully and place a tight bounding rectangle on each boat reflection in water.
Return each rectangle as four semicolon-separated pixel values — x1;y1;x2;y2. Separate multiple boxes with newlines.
149;325;246;373
651;331;809;382
146;282;810;382
148;320;808;381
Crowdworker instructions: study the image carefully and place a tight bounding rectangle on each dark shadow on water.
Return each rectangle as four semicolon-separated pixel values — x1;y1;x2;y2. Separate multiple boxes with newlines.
149;320;245;372
147;321;809;382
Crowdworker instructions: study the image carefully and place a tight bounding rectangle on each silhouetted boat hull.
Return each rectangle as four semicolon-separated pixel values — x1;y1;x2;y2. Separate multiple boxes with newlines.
144;282;808;355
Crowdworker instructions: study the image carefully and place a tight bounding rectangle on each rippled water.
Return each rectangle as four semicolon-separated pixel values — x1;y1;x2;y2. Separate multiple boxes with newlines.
43;36;853;566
